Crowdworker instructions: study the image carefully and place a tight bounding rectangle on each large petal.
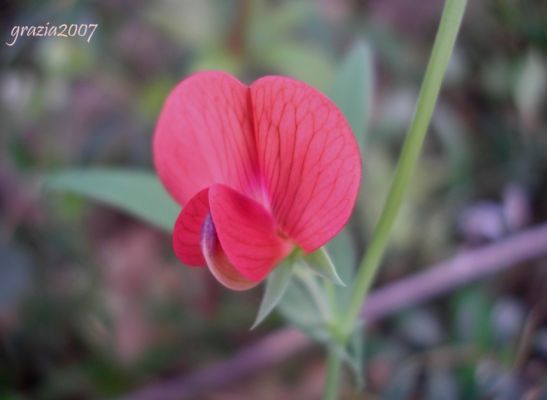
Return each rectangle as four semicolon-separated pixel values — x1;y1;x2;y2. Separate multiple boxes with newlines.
172;188;210;266
153;71;260;206
208;184;293;282
250;76;361;252
201;214;258;291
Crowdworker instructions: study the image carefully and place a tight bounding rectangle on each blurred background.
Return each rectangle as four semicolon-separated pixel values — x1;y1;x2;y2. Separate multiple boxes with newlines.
1;0;547;399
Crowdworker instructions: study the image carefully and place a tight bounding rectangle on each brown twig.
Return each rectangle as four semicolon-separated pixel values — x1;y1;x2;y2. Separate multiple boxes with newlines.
124;223;547;400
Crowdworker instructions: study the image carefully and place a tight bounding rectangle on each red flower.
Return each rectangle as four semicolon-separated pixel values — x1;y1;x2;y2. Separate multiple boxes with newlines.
154;71;361;290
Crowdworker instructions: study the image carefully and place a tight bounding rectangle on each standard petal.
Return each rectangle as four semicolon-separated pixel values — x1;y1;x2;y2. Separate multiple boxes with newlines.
172;188;210;266
208;184;293;282
250;76;362;252
201;214;259;291
153;71;260;206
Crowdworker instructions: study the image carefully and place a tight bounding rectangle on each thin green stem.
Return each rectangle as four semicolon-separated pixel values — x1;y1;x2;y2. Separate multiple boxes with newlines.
342;0;468;339
323;0;468;396
324;280;338;316
323;347;343;400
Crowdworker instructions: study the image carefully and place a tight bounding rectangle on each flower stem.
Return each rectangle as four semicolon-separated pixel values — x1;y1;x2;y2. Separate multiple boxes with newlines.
324;0;468;395
344;0;467;338
323;347;343;400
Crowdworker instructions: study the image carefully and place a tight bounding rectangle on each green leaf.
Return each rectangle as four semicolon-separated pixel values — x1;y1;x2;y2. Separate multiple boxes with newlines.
278;231;357;347
382;361;420;400
278;266;336;343
326;230;357;283
260;42;334;91
515;50;547;126
301;247;345;286
329;40;374;148
346;324;365;390
278;266;365;383
452;286;492;351
252;259;295;329
278;275;331;344
326;229;357;309
44;168;179;232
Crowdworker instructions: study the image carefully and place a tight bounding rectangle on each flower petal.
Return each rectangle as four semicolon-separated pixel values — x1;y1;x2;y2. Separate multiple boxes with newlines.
250;76;361;252
153;71;260;206
201;214;258;291
172;188;210;266
208;184;293;282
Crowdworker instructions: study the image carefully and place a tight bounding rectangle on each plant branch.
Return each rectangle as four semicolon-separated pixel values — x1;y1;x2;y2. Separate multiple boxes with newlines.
323;348;343;400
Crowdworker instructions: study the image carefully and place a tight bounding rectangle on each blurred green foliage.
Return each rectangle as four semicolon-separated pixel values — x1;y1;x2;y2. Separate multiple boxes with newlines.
1;0;547;399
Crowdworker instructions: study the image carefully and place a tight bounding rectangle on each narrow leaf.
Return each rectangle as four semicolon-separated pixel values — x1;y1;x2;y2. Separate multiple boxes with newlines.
44;168;179;232
347;323;365;390
326;229;357;308
329;40;374;148
302;247;345;286
278;267;333;342
327;323;365;390
251;259;295;329
278;274;329;328
326;229;356;283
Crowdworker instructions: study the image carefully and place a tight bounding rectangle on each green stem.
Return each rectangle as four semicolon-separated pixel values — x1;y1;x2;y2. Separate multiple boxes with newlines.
324;280;338;316
343;0;467;338
323;0;468;395
323;347;343;400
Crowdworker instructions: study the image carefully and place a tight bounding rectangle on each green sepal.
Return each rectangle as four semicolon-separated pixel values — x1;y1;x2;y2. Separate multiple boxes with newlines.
251;258;296;329
301;247;346;286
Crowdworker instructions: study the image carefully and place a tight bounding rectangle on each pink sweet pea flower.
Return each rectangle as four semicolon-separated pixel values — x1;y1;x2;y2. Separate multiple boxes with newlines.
154;71;361;290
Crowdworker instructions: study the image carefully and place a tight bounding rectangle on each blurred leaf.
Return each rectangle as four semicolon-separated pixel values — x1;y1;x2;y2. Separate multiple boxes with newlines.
343;324;365;390
249;0;325;88
426;368;459;400
38;38;94;77
260;43;334;90
534;329;547;360
515;50;547;127
278;272;328;329
382;361;420;400
453;286;492;351
301;247;345;286
190;48;242;76
279;231;358;370
278;257;365;385
325;229;357;310
480;56;516;98
399;308;444;349
252;258;295;329
433;105;472;185
361;146;437;250
478;370;524;399
143;0;215;46
137;77;177;121
329;41;374;148
250;0;313;41
278;266;334;344
491;297;525;347
0;241;32;314
44;169;179;232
